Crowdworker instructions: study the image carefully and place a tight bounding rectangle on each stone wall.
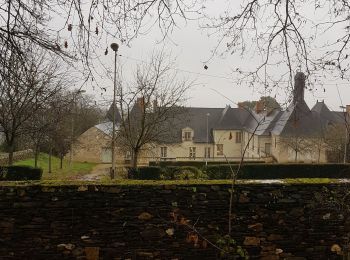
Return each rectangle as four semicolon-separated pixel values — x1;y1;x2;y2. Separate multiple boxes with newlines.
0;183;348;259
0;149;33;165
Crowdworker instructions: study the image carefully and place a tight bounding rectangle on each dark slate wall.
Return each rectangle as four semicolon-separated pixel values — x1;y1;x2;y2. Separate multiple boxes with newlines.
0;184;347;260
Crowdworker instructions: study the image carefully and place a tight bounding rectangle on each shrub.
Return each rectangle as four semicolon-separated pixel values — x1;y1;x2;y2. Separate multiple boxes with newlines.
160;166;207;180
174;166;207;180
161;166;179;180
204;163;350;179
0;166;42;181
204;165;233;179
128;166;163;180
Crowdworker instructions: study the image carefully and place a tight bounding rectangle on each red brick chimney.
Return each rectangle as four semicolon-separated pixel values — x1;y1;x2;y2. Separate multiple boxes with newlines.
137;97;145;111
238;102;245;109
255;101;264;113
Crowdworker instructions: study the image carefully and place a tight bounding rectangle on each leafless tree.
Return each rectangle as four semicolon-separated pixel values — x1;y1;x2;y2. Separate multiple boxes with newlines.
279;135;313;162
24;91;72;168
117;52;192;169
0;0;201;76
324;123;349;163
312;135;327;163
204;0;350;92
28;90;103;169
72;93;105;137
0;50;67;165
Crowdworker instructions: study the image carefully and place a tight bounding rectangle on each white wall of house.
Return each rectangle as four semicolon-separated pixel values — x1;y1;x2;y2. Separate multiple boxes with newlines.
156;142;213;161
74;120;330;165
213;130;242;159
150;129;245;162
270;135;328;163
241;131;272;159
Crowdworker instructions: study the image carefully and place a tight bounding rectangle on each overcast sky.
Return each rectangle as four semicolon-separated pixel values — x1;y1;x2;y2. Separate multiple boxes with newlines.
79;0;350;112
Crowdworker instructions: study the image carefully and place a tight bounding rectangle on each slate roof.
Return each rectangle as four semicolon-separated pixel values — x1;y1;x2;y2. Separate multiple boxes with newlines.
269;100;347;137
169;100;345;142
106;104;122;123
270;100;320;136
215;107;250;130
163;105;284;143
98;99;346;143
311;102;345;124
245;109;283;136
166;107;224;143
95;121;116;137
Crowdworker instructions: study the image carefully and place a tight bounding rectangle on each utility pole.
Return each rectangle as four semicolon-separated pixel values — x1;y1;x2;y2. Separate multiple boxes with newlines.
340;106;348;163
206;113;210;166
110;43;119;178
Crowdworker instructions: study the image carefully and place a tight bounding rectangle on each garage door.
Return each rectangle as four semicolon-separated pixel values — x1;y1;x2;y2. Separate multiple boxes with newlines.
101;147;112;163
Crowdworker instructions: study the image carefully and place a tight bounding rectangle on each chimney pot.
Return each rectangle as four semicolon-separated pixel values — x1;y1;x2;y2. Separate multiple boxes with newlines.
255;100;265;113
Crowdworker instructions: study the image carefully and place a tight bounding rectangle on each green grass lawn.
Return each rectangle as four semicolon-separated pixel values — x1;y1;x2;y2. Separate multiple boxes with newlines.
14;153;97;180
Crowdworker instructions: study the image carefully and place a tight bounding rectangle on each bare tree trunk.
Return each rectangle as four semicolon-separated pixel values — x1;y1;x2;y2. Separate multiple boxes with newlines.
132;149;139;169
295;150;298;162
34;143;40;168
8;143;14;166
48;145;52;173
60;155;63;169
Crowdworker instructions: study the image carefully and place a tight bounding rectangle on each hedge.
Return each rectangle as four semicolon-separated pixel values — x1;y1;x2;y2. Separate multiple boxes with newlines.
204;163;350;179
128;166;163;180
149;160;264;167
129;166;208;180
129;164;350;180
0;166;42;181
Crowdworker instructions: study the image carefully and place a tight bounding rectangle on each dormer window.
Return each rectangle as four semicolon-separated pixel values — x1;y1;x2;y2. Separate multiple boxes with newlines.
182;127;193;141
184;131;192;141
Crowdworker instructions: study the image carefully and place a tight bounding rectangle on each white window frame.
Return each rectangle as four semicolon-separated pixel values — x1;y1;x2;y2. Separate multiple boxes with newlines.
189;147;196;158
216;144;224;156
204;147;211;158
184;131;192;141
235;131;242;143
160;147;167;158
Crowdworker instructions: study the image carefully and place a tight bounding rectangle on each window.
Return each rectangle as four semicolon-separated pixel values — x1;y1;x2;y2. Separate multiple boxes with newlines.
125;151;131;159
217;144;223;156
265;143;271;155
189;147;196;158
204;147;211;158
160;147;167;158
184;131;192;141
235;132;242;143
